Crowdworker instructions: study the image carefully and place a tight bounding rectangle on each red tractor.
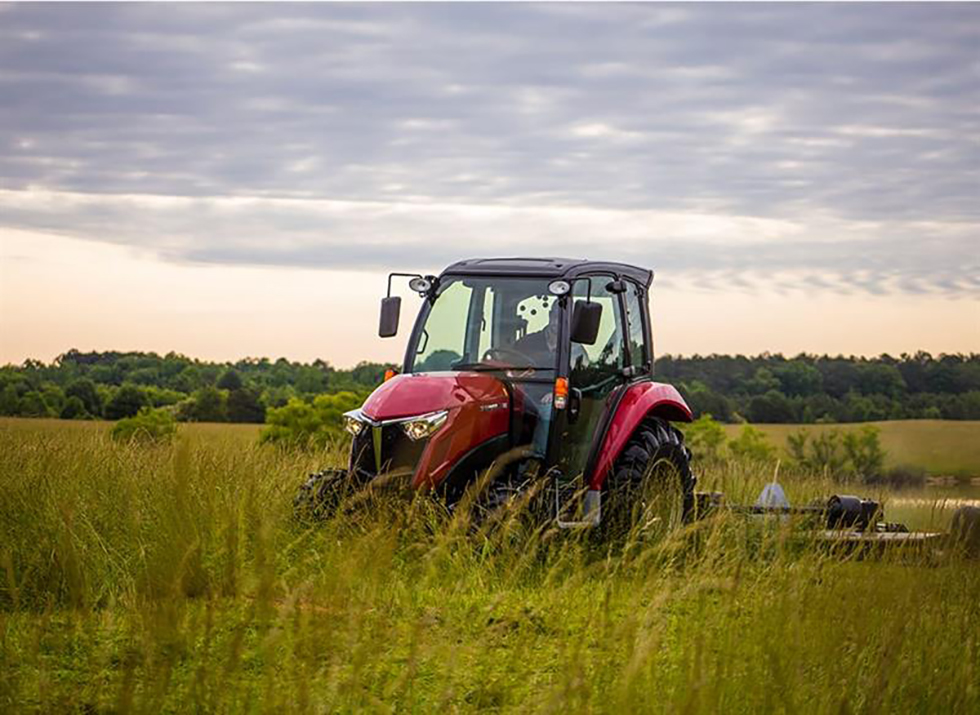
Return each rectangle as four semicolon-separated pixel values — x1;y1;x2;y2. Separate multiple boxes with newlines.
297;258;696;532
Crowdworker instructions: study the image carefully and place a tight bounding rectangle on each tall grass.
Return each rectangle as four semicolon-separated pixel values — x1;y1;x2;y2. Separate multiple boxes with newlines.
0;421;977;713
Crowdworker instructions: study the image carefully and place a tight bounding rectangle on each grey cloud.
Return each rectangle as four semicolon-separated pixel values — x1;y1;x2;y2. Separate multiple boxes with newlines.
0;2;978;296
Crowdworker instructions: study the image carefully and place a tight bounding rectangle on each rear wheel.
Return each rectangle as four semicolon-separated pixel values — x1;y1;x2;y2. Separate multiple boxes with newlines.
602;417;694;540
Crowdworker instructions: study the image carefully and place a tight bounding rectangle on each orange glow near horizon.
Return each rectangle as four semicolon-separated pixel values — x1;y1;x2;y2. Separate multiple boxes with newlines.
1;228;977;367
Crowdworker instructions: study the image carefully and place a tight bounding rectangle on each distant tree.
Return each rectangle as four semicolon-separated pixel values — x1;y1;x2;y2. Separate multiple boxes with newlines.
743;368;781;396
350;361;387;386
186;386;227;422
39;384;65;414
747;390;795;423
60;396;90;420
171;366;203;393
105;384;148;420
818;360;859;399
855;364;906;398
682;381;734;421
0;385;20;415
227;387;265;423
18;391;53;417
294;366;327;394
66;378;102;417
416;351;460;373
89;364;122;386
216;369;244;391
773;362;823;397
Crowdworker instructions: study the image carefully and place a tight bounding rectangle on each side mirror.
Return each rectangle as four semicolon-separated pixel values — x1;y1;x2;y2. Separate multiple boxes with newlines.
570;301;602;345
379;296;401;338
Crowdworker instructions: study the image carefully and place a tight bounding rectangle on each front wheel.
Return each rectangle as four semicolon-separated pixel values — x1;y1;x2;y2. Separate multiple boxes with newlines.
602;417;695;540
293;468;351;520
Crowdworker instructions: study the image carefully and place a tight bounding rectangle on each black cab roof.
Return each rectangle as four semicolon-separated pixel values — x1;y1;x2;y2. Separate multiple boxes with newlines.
441;257;653;287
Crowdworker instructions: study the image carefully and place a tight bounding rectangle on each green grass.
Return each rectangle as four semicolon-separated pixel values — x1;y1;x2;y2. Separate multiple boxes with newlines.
722;420;980;476
0;418;978;713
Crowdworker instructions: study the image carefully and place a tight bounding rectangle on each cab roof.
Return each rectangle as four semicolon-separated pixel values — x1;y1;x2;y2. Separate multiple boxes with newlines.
441;257;653;287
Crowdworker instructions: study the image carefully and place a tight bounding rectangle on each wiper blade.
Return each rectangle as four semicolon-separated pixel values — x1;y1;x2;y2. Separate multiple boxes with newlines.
451;362;497;371
454;363;542;372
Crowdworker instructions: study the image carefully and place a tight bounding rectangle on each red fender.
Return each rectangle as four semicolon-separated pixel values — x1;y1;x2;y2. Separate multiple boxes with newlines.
589;382;693;490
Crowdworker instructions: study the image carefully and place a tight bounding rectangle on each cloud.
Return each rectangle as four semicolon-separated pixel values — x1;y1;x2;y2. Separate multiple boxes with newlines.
0;3;977;297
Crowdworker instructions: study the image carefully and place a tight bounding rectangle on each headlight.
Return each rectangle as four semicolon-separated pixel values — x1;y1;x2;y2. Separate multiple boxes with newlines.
401;410;448;441
343;410;366;437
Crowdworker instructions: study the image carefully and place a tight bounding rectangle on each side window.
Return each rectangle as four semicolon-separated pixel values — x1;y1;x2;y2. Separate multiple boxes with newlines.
624;281;648;370
570;277;624;380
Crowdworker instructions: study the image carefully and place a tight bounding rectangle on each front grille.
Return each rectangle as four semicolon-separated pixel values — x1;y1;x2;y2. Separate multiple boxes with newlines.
350;423;427;482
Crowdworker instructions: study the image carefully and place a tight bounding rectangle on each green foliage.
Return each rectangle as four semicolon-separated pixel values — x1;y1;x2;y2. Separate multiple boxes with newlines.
773;361;823;397
60;396;90;420
680;381;734;422
18;391;53;417
728;424;776;462
416;349;461;372
747;389;795;423
104;384;147;420
216;369;243;391
260;391;365;449
788;425;886;481
109;407;177;443
682;414;728;463
684;415;776;465
842;425;886;480
66;378;102;417
226;386;265;423
180;386;228;422
0;384;20;415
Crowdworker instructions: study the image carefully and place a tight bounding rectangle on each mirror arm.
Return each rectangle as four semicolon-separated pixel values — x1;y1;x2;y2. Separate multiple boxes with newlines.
386;272;424;298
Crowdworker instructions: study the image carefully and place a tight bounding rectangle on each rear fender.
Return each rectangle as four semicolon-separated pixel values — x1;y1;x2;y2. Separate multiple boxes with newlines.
588;382;693;490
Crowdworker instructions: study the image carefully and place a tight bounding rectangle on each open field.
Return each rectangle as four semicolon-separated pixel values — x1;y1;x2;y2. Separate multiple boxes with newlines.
1;419;978;712
717;420;980;476
5;417;977;475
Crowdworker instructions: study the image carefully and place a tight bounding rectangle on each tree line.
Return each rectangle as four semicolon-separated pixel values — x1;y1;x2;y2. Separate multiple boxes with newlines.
658;351;980;422
0;349;977;424
0;350;385;423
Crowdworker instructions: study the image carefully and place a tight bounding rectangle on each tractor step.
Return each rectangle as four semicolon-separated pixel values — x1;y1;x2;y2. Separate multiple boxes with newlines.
554;482;601;529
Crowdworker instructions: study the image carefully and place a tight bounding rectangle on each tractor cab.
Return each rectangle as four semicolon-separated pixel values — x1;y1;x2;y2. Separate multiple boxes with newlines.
305;257;694;528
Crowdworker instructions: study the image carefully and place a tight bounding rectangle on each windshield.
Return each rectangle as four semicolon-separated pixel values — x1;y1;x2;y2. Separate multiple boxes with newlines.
409;277;559;374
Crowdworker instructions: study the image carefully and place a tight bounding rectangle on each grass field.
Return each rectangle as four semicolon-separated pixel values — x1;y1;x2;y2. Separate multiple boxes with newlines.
720;420;980;477
1;418;978;712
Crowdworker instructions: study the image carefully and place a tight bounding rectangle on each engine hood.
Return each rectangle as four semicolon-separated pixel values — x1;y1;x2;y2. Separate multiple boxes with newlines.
360;372;509;421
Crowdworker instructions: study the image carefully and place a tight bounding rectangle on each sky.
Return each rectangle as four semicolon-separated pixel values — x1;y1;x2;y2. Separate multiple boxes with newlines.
0;2;977;367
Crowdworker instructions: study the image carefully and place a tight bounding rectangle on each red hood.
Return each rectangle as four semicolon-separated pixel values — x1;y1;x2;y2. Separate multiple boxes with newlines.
360;372;508;421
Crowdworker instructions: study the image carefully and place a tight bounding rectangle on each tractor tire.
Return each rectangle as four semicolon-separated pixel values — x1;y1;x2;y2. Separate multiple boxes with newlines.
293;468;351;521
602;417;695;540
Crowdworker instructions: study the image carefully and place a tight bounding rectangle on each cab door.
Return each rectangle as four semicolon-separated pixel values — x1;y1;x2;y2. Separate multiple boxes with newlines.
551;275;628;481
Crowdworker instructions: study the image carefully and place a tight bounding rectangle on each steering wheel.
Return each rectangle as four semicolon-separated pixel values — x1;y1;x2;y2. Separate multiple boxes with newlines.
483;346;535;366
